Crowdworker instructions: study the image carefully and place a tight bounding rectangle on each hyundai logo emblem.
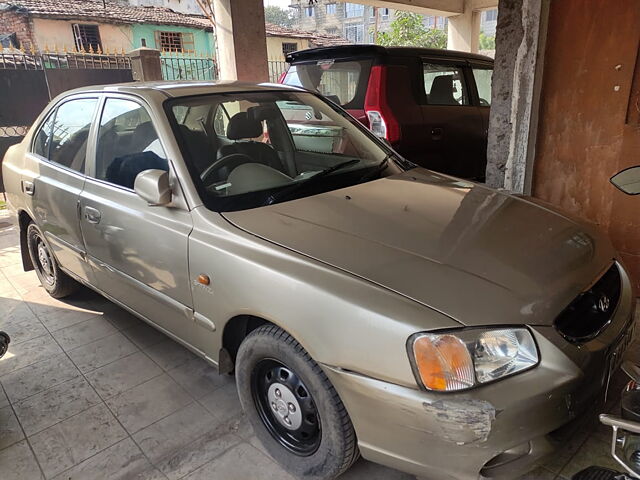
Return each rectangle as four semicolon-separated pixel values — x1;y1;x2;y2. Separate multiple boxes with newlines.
597;295;610;313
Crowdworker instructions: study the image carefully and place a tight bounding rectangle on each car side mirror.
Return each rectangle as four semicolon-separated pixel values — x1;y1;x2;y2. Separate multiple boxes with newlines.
610;166;640;195
134;169;172;206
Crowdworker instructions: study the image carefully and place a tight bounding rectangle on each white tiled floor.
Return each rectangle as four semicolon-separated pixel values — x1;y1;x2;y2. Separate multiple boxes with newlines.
0;208;637;480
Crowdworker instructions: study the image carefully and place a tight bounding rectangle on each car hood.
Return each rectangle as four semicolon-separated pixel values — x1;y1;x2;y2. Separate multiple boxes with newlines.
222;169;615;327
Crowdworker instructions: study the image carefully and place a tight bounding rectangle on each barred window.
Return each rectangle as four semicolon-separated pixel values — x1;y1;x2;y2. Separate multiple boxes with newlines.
282;42;298;56
72;24;102;52
344;24;364;43
156;31;195;52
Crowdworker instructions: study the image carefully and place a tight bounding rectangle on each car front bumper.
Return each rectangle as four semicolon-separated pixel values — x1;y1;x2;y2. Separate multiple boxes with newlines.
322;270;636;480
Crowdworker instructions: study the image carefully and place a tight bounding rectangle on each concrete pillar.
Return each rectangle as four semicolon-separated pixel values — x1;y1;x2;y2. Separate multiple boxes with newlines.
485;0;550;192
213;0;269;82
128;48;163;82
447;0;481;53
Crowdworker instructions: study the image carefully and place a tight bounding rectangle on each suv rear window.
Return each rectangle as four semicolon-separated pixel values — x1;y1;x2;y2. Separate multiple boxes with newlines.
283;59;372;110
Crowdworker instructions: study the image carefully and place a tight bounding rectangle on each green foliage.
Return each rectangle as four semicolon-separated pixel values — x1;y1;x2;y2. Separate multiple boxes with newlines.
479;32;496;50
376;11;447;49
264;6;295;28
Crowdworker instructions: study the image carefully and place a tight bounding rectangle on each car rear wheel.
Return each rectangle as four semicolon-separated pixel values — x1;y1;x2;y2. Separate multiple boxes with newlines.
26;223;78;298
236;324;359;479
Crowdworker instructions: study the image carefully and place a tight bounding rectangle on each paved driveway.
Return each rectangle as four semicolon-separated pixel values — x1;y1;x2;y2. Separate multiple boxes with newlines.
0;208;637;480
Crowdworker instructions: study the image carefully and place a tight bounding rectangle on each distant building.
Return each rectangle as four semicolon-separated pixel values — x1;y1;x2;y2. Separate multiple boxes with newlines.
480;9;498;36
0;0;214;55
288;1;446;44
265;22;349;61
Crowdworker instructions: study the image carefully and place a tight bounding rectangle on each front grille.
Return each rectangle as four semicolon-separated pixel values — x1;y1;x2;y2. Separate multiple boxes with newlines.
554;263;621;343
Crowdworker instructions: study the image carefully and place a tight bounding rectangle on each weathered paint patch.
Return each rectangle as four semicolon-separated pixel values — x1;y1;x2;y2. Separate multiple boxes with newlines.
422;399;496;444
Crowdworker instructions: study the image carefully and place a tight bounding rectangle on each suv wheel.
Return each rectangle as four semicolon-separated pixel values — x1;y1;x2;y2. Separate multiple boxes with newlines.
26;223;78;298
236;325;359;479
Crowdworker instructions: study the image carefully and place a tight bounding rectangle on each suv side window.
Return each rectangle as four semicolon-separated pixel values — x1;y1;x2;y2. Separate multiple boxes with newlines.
472;67;493;106
423;63;469;106
34;98;98;172
94;98;168;190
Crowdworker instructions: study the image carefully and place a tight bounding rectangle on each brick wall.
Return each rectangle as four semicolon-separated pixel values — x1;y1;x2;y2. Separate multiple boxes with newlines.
0;8;37;50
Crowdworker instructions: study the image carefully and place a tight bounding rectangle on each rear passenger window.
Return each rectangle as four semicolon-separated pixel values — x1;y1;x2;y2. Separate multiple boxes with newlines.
35;98;98;172
94;98;168;190
472;67;493;106
423;63;469;106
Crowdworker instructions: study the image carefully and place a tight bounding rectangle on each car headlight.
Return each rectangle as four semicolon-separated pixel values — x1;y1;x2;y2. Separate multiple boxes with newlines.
408;328;539;392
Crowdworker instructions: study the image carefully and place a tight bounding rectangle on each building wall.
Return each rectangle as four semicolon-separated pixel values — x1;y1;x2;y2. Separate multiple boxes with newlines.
0;9;37;49
31;18;133;51
24;18;213;56
533;0;640;292
266;36;310;61
290;1;445;44
131;24;214;55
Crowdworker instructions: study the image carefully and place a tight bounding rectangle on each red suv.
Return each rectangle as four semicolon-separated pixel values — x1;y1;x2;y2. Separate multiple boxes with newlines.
282;45;493;181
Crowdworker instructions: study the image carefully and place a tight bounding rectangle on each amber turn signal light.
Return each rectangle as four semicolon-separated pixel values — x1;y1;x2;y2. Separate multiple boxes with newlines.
412;334;475;391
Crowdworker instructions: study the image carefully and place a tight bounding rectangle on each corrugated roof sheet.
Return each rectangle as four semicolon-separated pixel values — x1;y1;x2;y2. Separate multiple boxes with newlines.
0;0;213;29
265;22;350;47
0;1;350;46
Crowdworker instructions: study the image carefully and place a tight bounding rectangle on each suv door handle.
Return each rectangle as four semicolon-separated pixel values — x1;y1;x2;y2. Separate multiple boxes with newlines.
84;206;101;224
22;180;35;196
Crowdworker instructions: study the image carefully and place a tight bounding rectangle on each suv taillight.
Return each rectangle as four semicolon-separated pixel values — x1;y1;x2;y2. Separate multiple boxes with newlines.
364;65;401;144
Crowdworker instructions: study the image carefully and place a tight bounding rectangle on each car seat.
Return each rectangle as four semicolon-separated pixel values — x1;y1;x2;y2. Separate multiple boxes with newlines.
429;75;459;105
218;112;285;173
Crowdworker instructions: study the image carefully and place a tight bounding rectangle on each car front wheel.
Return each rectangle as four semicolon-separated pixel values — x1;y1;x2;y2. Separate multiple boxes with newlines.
26;223;78;298
236;324;359;479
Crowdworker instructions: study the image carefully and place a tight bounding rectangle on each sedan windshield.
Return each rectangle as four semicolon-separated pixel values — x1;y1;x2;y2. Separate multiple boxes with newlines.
167;91;407;212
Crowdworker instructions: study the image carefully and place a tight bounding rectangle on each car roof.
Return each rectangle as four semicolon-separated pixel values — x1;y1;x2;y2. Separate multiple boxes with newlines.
287;45;493;63
58;80;307;99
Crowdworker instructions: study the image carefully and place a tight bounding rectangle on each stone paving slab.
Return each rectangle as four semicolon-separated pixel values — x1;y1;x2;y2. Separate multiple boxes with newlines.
0;209;637;480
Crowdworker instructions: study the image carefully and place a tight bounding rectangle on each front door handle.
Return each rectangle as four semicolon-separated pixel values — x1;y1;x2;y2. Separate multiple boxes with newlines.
84;206;101;224
22;180;35;196
431;127;444;140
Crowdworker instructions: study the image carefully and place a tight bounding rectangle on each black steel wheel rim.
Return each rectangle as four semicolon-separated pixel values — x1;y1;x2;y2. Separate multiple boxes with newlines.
251;358;321;456
30;230;55;286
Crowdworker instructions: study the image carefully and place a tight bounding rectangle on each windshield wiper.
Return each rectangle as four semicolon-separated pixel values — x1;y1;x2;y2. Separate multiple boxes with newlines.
266;159;361;205
358;153;393;182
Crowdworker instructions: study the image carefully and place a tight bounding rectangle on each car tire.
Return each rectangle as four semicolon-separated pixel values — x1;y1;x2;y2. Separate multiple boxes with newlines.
236;324;359;479
26;222;79;299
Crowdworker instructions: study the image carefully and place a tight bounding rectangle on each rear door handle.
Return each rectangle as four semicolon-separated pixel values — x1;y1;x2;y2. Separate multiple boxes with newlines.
84;206;101;224
431;127;444;139
22;180;34;196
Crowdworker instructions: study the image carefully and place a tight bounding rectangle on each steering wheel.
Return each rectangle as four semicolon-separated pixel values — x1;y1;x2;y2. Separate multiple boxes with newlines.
200;153;254;185
479;98;490;107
